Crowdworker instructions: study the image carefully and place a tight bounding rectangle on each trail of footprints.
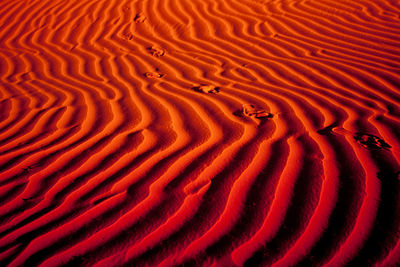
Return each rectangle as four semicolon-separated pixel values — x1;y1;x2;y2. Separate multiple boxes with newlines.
0;0;399;266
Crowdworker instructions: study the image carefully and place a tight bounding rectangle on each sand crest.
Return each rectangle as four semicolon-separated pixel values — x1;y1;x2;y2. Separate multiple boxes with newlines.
0;0;399;266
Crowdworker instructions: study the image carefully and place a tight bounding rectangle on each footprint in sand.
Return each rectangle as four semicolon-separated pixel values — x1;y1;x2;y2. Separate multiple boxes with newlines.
144;72;165;78
22;165;33;175
192;84;220;94
318;125;391;151
239;104;273;119
123;33;134;40
353;133;391;150
147;46;165;57
134;13;146;23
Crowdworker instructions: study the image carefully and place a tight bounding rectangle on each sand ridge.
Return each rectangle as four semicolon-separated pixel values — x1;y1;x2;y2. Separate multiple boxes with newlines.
0;0;400;266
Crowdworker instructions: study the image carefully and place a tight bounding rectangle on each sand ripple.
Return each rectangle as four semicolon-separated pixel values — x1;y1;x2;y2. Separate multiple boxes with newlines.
0;0;399;266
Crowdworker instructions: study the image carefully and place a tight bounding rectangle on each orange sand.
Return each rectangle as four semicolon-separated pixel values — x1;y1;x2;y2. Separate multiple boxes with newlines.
0;0;400;266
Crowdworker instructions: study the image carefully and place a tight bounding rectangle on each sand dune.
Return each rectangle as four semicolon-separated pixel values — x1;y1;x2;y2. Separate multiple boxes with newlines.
0;0;399;266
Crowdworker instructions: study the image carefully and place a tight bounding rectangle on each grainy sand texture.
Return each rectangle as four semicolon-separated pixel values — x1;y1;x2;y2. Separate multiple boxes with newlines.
0;0;400;266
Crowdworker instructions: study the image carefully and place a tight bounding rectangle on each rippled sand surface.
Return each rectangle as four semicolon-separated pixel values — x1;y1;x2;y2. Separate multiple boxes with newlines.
0;0;400;266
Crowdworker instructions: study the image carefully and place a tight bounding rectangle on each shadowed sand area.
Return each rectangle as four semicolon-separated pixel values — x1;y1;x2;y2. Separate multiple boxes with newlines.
0;0;400;266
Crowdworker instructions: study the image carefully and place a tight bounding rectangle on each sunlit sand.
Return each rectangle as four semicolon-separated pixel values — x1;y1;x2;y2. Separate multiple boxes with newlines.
0;0;399;266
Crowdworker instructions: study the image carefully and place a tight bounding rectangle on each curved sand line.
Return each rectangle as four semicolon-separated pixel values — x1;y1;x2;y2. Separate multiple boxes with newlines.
0;0;400;266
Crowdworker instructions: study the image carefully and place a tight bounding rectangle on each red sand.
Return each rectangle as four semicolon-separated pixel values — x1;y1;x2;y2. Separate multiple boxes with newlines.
0;0;400;266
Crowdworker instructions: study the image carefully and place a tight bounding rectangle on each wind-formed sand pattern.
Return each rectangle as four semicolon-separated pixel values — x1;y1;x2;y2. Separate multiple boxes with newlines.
0;0;400;266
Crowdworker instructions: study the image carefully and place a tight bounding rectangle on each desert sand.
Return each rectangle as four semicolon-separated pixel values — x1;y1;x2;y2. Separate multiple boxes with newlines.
0;0;400;266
